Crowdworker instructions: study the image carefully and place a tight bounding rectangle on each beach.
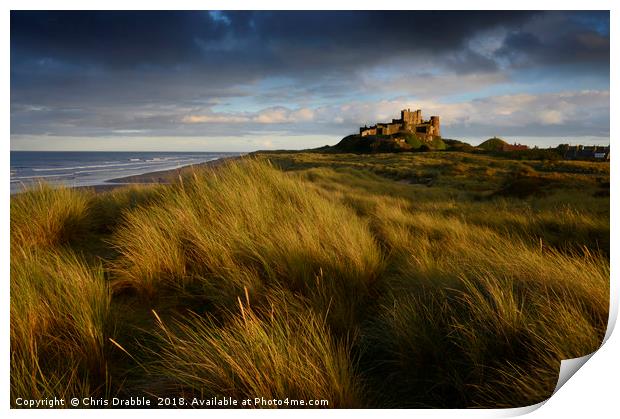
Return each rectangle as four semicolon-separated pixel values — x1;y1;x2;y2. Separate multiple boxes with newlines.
104;155;242;185
10;151;243;194
80;155;243;192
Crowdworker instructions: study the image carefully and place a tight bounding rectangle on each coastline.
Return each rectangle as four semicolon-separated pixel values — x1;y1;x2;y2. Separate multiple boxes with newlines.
105;154;243;184
11;152;246;195
77;155;244;193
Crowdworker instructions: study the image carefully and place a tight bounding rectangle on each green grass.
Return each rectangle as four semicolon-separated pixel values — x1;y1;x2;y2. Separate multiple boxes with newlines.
10;152;609;408
10;247;111;404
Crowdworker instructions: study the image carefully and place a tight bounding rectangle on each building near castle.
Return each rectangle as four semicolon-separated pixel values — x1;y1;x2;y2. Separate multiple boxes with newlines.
560;144;610;160
359;109;440;140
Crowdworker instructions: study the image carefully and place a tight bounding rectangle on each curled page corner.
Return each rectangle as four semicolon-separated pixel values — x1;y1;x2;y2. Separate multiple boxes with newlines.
553;353;595;395
550;294;618;395
502;400;547;417
506;351;600;417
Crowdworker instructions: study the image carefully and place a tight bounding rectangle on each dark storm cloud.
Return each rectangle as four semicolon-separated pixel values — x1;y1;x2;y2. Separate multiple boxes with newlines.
495;12;610;71
11;10;608;88
11;11;229;68
10;10;610;143
11;11;533;123
11;10;544;86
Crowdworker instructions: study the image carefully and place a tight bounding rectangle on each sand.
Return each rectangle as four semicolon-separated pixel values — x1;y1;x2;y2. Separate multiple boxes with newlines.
79;155;242;193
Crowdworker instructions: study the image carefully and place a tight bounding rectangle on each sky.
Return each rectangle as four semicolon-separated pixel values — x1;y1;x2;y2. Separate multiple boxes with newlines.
10;10;610;151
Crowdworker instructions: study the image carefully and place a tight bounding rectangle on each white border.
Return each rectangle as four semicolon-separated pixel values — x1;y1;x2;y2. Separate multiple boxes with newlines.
2;2;616;418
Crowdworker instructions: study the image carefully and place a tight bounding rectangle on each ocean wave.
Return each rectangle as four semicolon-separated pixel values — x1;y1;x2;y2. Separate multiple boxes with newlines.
12;173;75;180
73;164;175;175
41;159;202;176
146;156;179;162
31;160;166;172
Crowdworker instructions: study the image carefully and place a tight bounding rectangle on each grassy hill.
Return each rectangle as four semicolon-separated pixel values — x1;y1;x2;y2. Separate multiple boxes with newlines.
11;152;609;408
478;136;509;151
442;138;476;152
331;133;446;153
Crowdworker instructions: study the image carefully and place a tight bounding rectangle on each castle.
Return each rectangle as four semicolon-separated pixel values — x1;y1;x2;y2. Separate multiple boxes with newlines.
359;109;440;140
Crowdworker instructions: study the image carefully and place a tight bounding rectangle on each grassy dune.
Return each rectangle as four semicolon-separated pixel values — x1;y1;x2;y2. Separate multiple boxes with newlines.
10;152;609;408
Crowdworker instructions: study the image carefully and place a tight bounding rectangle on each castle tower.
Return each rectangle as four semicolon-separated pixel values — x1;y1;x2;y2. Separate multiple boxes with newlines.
430;116;440;137
401;108;423;131
414;109;422;125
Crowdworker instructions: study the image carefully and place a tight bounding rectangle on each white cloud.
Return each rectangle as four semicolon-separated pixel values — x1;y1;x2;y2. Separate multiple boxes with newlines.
254;107;290;124
181;114;250;123
172;89;609;141
290;107;315;122
319;90;609;131
182;106;316;125
538;110;564;124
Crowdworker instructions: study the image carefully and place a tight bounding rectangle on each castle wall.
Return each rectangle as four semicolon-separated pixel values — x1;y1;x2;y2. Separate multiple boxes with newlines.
382;123;401;135
360;126;377;136
359;108;440;139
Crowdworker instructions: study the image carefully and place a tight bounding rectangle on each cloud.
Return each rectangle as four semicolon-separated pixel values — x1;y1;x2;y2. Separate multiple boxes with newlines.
181;106;316;126
300;90;610;138
538;110;564;125
254;107;290;124
10;11;609;149
178;90;609;138
358;70;508;99
182;114;250;124
494;12;609;71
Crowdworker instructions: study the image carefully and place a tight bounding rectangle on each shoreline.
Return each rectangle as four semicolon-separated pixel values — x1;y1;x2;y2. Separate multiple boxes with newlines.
14;154;245;195
83;155;243;193
105;154;243;185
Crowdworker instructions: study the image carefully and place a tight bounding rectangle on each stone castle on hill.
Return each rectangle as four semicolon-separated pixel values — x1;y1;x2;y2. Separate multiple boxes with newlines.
359;109;440;140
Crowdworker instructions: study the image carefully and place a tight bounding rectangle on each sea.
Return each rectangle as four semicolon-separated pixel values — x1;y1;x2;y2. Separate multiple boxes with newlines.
10;151;243;194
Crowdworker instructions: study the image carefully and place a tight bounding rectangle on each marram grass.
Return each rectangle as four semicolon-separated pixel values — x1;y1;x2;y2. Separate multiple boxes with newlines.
149;291;363;407
10;154;609;408
10;247;111;404
110;159;383;333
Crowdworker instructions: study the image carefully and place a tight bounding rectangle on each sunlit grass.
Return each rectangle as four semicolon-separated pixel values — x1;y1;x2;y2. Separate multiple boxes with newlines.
10;183;92;249
10;247;111;404
110;160;383;333
10;152;609;408
149;291;363;407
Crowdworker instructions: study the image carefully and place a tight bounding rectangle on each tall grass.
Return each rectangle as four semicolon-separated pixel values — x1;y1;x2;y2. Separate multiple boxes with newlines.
89;183;166;234
11;183;92;249
357;198;608;407
111;159;383;333
10;247;111;404
149;291;363;407
10;182;122;404
10;154;609;408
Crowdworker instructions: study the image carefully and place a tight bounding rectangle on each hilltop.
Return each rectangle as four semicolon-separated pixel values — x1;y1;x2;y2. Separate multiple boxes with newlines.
327;108;446;153
329;133;447;153
478;137;509;151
